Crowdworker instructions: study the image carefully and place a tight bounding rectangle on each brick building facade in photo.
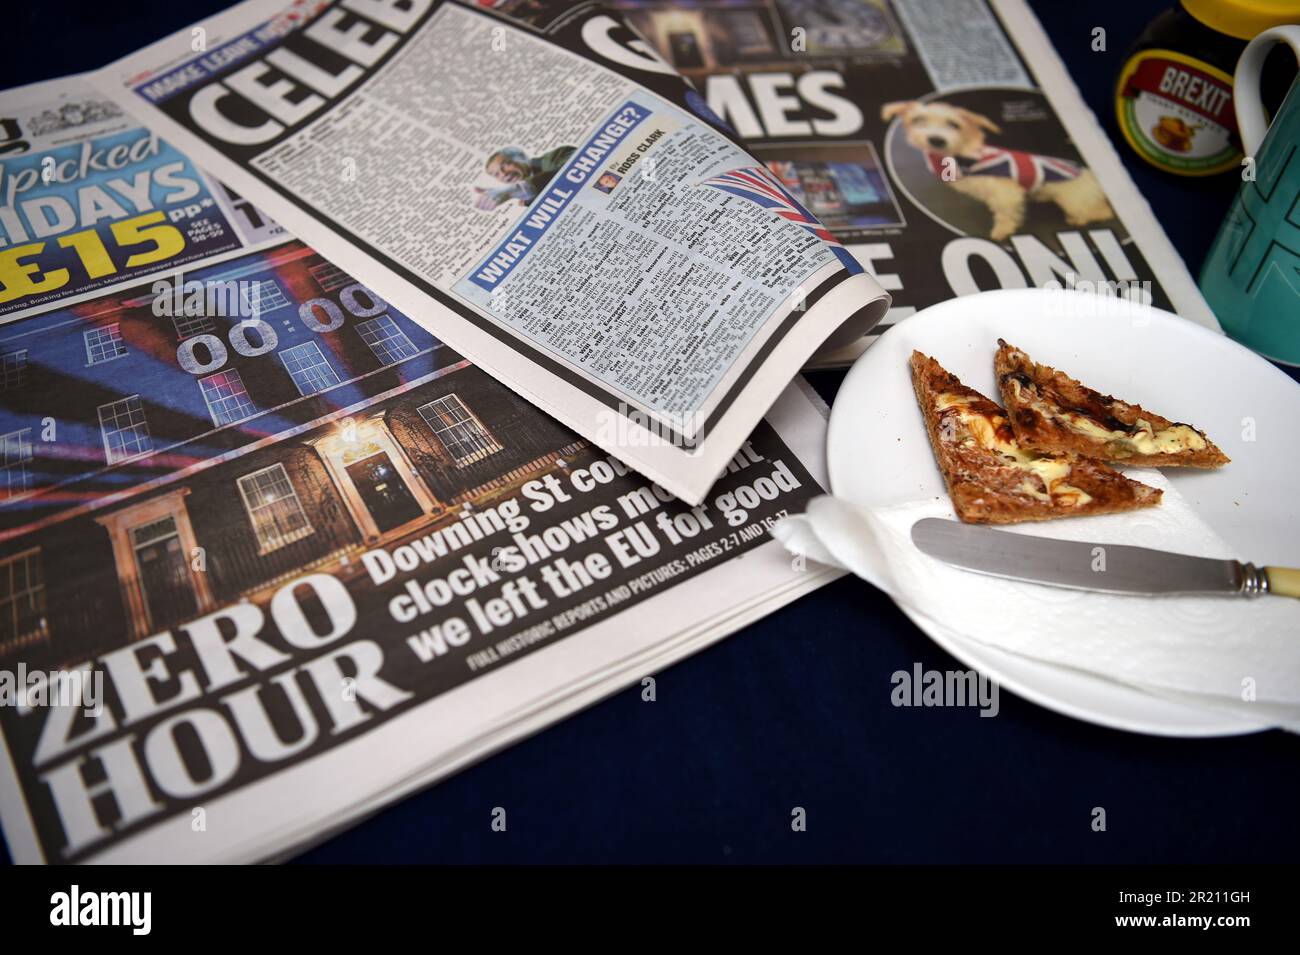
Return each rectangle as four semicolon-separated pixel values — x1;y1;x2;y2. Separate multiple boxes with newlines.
0;240;582;664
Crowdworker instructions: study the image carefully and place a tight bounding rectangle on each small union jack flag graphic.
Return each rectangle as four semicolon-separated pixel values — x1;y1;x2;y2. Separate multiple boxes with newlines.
701;166;862;274
924;146;1082;191
702;166;840;243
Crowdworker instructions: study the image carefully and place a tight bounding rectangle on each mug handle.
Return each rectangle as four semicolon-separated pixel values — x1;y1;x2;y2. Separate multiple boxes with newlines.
1235;25;1300;157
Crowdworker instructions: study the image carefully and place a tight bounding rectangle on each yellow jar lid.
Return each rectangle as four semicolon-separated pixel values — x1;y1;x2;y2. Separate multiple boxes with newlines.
1181;0;1300;40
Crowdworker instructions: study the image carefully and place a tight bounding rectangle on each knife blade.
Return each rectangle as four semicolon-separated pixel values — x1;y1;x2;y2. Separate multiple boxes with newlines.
910;517;1277;597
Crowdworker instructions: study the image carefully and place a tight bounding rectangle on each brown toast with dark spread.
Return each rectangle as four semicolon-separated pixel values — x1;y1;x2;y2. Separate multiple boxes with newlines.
910;351;1163;524
994;340;1229;468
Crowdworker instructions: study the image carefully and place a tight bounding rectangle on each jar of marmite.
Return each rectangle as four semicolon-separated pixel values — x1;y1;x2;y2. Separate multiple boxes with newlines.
1115;0;1300;175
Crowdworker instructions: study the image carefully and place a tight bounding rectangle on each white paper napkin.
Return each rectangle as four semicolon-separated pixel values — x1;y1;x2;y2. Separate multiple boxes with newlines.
773;470;1300;732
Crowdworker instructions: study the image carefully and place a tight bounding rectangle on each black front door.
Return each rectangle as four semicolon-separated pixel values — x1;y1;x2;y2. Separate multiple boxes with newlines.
136;533;197;630
346;452;422;533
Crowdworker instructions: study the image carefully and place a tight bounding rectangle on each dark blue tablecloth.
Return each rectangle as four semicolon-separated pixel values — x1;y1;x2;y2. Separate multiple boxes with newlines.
2;0;1296;865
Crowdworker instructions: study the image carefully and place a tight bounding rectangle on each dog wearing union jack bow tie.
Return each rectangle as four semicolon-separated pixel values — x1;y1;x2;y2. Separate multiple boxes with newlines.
883;99;1114;241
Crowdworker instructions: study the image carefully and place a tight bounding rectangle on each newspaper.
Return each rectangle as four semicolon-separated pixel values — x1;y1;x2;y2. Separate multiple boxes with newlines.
0;73;841;863
604;0;1218;365
0;0;1210;863
99;0;890;506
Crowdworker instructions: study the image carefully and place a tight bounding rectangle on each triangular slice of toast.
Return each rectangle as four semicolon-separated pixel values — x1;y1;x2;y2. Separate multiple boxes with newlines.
910;351;1162;524
994;340;1229;468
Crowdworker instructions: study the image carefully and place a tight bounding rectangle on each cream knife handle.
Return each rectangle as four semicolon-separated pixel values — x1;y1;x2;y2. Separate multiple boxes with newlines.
1264;566;1300;599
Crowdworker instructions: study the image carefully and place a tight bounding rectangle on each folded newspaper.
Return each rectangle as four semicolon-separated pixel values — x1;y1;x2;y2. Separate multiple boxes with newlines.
103;0;894;505
0;0;1210;863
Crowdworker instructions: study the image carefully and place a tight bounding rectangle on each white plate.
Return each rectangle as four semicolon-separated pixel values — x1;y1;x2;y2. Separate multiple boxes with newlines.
828;288;1299;736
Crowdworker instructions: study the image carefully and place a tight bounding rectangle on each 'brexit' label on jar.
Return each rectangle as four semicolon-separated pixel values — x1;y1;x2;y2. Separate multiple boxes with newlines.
1116;49;1240;176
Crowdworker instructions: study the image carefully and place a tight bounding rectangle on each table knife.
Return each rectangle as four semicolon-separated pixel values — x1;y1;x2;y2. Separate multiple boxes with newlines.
911;518;1300;598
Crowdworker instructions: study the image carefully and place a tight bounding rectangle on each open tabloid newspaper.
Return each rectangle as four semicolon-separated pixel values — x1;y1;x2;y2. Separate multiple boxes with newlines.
602;0;1219;363
99;0;891;506
0;73;842;863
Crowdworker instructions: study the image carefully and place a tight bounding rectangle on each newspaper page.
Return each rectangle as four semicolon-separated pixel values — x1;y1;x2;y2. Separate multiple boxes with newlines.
102;0;890;505
603;0;1219;364
0;74;841;863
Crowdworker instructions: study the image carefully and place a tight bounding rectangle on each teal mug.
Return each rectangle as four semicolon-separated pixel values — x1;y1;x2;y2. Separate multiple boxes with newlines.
1200;25;1300;366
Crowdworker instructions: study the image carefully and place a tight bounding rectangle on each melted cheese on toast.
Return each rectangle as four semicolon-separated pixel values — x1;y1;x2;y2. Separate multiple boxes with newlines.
936;392;1093;506
1006;378;1206;456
